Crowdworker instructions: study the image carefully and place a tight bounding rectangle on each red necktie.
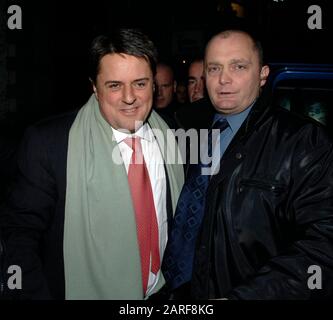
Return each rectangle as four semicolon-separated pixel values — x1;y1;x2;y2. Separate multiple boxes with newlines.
124;137;160;294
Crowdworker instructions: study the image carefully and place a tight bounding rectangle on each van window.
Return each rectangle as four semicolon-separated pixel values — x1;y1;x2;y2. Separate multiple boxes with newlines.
272;79;333;126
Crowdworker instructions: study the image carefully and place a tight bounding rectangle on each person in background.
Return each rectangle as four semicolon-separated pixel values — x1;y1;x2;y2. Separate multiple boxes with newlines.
174;57;212;130
154;62;179;128
187;58;206;103
154;62;177;110
175;80;188;105
163;29;333;300
0;28;184;300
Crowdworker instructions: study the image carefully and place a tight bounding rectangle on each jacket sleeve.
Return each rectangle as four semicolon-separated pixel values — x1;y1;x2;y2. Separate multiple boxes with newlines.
0;126;57;299
228;138;333;300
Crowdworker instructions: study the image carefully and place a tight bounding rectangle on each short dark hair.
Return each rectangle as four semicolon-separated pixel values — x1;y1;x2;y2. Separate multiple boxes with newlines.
89;28;158;84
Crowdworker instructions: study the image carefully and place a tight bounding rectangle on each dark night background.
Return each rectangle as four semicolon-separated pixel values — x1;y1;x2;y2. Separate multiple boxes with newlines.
1;0;332;134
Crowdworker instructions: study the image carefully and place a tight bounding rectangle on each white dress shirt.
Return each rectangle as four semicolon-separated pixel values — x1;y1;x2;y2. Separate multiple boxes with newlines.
112;123;167;296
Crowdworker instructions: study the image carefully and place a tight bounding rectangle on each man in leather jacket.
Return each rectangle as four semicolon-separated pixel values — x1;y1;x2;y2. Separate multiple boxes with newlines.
163;29;333;299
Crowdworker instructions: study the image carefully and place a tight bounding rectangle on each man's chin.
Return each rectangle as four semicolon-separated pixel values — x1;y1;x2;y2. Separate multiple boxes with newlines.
214;104;238;114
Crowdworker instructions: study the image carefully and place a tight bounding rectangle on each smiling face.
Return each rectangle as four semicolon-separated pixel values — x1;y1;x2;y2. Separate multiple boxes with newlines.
93;53;154;132
205;32;269;115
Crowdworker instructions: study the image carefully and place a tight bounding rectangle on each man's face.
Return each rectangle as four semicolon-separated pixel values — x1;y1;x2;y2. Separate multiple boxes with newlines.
154;65;175;109
176;83;187;104
93;53;154;132
188;60;205;102
205;32;269;115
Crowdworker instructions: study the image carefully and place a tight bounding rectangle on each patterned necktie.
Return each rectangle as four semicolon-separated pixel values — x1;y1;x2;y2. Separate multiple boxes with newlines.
125;137;160;294
162;118;229;290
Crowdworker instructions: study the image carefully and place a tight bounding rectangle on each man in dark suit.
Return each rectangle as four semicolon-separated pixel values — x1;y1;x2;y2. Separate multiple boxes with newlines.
163;29;333;299
0;29;184;300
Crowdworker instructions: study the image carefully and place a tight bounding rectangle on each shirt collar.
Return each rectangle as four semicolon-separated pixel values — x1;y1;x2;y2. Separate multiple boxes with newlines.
111;123;154;144
213;100;256;133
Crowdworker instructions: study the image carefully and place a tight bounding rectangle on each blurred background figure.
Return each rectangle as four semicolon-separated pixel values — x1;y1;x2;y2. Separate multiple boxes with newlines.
187;58;205;103
154;62;179;128
154;63;177;110
175;80;188;105
174;57;212;130
305;101;328;125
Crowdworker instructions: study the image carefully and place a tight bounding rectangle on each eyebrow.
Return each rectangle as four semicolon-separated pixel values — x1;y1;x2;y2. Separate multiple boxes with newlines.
229;59;251;64
104;78;150;86
104;80;121;86
133;78;150;82
155;82;173;87
207;59;251;66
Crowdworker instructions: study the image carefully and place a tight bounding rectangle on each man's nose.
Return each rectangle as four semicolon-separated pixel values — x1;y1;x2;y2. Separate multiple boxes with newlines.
218;70;232;85
156;85;163;97
195;79;204;92
122;86;136;104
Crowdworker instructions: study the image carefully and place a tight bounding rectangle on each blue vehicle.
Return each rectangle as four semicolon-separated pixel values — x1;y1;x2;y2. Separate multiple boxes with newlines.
267;64;333;134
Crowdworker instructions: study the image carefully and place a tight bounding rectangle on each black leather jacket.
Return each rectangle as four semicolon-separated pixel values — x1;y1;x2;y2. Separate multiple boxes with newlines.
191;89;333;299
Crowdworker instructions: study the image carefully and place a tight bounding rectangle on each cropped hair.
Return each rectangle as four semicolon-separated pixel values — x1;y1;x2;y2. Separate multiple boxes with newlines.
206;29;265;67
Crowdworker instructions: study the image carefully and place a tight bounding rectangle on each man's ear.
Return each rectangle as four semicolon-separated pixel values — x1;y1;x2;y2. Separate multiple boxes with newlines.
90;78;98;100
260;65;270;87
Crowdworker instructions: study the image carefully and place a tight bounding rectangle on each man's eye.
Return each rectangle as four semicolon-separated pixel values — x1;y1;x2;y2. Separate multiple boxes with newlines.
108;83;120;89
232;64;247;71
135;82;147;88
207;66;220;74
188;79;197;86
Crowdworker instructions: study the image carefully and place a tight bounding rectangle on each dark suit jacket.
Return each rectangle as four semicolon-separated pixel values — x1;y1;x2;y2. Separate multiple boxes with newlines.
1;111;77;299
0;110;174;299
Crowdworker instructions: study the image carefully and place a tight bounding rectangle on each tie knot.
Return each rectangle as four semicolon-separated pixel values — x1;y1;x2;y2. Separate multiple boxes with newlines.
211;118;229;132
124;137;143;164
124;136;142;153
205;118;229;160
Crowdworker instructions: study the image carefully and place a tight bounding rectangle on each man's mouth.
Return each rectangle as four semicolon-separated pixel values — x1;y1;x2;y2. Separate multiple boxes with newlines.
121;107;139;115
